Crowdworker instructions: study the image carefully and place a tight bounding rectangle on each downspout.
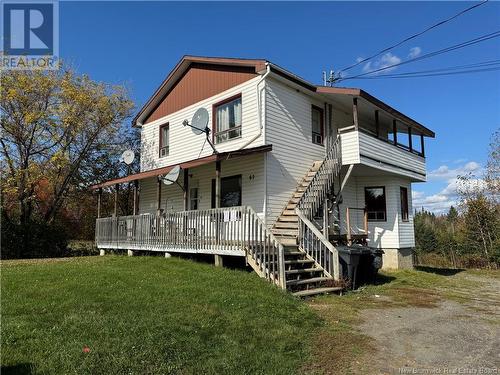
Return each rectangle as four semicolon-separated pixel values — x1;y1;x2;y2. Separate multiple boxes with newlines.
237;63;271;224
238;62;271;150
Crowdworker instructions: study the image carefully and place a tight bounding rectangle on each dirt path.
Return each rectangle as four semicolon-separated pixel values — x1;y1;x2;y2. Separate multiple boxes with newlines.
357;274;500;374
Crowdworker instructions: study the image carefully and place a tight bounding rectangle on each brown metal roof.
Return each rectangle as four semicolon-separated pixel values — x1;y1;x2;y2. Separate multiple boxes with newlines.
90;144;272;190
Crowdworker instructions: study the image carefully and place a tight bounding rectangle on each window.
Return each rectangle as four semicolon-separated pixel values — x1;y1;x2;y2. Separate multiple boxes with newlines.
365;187;386;222
189;187;199;210
311;105;324;145
214;95;242;144
159;123;169;157
211;175;242;208
400;187;409;222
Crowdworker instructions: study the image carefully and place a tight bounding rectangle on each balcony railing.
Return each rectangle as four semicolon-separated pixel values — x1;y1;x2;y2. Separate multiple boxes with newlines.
95;206;286;288
339;127;426;180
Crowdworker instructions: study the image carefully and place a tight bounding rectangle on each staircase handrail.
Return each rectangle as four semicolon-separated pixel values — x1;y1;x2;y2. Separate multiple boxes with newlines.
296;135;342;220
296;208;340;280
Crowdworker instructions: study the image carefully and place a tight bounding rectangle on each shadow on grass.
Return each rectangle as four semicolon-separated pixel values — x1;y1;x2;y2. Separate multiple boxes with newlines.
1;364;34;375
415;265;465;276
373;273;397;286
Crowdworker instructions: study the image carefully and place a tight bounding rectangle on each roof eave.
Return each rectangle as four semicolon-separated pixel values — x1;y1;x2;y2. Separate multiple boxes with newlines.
132;56;268;127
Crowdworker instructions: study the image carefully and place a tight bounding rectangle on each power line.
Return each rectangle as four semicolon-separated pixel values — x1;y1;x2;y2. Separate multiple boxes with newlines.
338;0;489;74
338;30;500;82
344;66;500;80
359;59;500;76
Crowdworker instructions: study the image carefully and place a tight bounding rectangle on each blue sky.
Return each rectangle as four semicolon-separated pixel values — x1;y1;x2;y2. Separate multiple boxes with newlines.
60;1;500;213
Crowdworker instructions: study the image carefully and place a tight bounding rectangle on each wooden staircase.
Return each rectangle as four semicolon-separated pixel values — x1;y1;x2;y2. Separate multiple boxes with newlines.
272;161;342;297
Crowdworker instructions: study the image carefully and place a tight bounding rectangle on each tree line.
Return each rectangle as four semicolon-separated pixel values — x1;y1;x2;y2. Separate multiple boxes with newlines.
414;130;499;268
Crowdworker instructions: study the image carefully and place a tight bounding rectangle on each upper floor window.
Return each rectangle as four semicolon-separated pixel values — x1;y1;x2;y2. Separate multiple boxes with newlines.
400;186;409;222
214;95;242;144
311;105;324;145
365;186;386;222
159;123;169;158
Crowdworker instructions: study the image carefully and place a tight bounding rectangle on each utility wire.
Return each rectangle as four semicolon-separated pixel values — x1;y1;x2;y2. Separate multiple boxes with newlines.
345;66;500;80
338;31;500;82
357;59;500;77
338;0;489;74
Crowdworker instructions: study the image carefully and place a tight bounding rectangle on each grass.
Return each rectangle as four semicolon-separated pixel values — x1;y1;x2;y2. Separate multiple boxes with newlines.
1;256;319;374
2;256;497;375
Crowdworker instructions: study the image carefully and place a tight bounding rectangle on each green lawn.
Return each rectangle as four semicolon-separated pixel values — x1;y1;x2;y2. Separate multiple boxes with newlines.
3;256;495;374
1;256;319;374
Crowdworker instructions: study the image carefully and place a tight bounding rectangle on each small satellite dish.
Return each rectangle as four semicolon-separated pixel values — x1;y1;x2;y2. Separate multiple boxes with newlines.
122;149;135;165
162;165;181;186
190;108;209;135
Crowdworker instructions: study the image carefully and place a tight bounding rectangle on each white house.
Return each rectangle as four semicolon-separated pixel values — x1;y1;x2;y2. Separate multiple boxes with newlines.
92;56;435;296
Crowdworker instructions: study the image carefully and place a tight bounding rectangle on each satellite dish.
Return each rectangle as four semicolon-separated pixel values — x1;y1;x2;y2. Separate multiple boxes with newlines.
162;165;181;185
122;149;135;165
190;108;209;135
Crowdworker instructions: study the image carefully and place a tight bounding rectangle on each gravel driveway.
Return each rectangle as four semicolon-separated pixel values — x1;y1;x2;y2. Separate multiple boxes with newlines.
357;274;500;374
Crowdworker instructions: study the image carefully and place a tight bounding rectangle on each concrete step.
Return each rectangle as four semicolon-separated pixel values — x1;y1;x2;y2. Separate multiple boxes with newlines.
293;286;342;298
286;276;331;286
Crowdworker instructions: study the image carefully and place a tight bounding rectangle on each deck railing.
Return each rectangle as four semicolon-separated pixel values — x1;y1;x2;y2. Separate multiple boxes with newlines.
296;210;340;280
95;206;285;288
296;135;342;280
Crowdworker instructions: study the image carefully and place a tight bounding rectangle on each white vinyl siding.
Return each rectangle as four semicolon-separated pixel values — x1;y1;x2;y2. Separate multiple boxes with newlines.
139;154;265;218
340;130;426;181
140;76;263;171
338;175;416;249
264;77;326;225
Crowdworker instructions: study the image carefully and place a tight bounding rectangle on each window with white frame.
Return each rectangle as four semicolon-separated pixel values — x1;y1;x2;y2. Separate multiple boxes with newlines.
159;123;169;157
365;186;387;222
214;95;242;144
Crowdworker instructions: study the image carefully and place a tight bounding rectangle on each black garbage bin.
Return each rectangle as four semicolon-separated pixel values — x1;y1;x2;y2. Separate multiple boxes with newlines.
337;246;384;289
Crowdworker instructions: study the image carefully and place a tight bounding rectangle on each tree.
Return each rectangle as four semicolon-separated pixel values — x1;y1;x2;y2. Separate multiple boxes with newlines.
485;129;499;198
0;66;135;258
0;66;134;226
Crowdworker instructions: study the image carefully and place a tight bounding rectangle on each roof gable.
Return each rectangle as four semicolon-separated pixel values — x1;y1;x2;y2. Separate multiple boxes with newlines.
134;56;267;126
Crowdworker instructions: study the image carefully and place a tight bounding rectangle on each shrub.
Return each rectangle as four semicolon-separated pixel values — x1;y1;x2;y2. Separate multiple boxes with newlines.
1;216;69;259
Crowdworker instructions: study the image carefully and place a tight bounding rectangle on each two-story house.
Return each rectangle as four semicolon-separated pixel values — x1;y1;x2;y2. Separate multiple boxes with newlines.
92;56;435;296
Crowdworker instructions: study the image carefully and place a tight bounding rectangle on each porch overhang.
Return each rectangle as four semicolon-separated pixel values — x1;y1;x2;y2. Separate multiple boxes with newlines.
316;86;435;138
90;144;272;190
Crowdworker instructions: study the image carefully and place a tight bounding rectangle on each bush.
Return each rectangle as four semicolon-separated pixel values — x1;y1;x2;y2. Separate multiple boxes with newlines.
1;216;69;259
67;240;99;257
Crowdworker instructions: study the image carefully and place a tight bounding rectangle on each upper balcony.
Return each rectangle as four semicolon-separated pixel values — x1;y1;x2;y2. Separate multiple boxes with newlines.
335;96;430;182
339;127;426;181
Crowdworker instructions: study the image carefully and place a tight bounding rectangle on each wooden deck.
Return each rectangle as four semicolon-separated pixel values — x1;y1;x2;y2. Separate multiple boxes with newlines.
95;206;286;288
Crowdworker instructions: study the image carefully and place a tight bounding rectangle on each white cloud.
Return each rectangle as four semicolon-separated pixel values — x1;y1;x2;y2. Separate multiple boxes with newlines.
413;161;485;214
362;52;401;74
412;190;424;199
428;161;482;181
408;46;422;59
356;57;364;63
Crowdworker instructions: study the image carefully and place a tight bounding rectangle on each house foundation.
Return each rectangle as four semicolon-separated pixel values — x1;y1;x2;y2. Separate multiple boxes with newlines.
382;248;414;270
